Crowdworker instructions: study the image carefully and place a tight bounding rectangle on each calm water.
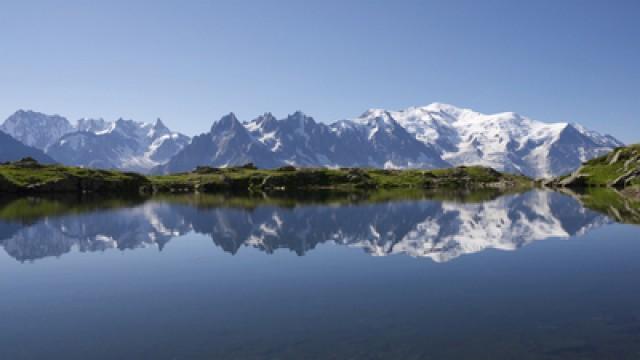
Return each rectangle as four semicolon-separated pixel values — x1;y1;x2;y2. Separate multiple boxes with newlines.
1;190;639;359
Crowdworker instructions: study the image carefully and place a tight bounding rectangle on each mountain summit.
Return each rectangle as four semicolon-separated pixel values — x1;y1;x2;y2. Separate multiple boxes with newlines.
387;103;622;177
155;113;281;173
0;110;75;150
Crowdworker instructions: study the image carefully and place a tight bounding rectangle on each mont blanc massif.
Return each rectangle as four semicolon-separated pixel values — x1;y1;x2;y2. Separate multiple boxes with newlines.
0;103;623;178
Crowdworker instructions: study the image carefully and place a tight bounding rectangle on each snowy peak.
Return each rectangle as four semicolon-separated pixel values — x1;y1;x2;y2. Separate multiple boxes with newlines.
37;113;191;172
421;102;464;118
153;117;168;130
253;112;277;124
212;112;243;132
244;113;277;134
245;111;319;135
209;113;263;144
387;103;622;178
156;113;281;173
1;110;75;150
208;113;260;148
356;109;395;126
282;111;317;129
111;118;138;137
76;118;111;133
243;111;336;166
354;109;415;144
568;122;623;148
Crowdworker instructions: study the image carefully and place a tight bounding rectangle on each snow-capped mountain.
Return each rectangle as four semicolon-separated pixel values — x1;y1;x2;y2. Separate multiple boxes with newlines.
336;109;449;169
47;118;190;172
156;113;281;173
388;103;623;178
156;103;620;177
155;110;449;173
2;104;622;177
245;111;338;166
0;130;55;164
1;110;75;150
76;118;112;133
0;190;609;262
243;110;447;169
0;111;190;172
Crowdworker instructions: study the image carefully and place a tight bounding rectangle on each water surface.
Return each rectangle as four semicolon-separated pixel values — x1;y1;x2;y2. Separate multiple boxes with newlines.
0;190;639;359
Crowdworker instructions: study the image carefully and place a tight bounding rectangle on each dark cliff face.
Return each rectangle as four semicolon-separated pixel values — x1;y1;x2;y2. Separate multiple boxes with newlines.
547;124;603;177
0;131;55;164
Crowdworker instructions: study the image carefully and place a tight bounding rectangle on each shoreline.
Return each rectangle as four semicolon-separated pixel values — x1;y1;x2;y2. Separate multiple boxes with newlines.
0;159;533;195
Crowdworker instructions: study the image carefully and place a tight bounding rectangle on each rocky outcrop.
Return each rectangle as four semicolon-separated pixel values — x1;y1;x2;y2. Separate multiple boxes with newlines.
609;168;640;189
151;165;531;194
20;173;149;194
548;145;640;191
256;168;376;191
0;159;150;194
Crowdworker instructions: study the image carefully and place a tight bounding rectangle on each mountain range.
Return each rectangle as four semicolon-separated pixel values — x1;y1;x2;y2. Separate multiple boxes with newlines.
1;110;189;172
0;103;624;177
156;103;623;177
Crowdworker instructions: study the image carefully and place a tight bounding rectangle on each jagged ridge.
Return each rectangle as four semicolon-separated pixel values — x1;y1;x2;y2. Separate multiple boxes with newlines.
1;110;190;172
156;104;621;177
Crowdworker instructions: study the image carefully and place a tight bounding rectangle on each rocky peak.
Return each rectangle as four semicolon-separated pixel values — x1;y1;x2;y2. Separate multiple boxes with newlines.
212;113;243;132
1;110;74;150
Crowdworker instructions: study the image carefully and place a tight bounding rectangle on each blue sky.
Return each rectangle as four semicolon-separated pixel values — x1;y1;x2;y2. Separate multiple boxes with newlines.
0;0;638;142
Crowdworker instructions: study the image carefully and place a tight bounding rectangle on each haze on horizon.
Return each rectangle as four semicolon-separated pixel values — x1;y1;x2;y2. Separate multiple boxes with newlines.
0;0;638;142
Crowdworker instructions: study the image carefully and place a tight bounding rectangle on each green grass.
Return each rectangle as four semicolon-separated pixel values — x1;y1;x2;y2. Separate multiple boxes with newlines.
550;144;640;189
0;159;532;195
579;160;627;186
0;164;139;186
366;169;427;188
149;166;531;193
0;160;149;193
577;144;640;186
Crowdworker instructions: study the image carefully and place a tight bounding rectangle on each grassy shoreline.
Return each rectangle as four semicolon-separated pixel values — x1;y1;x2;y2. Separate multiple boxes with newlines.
0;159;532;195
149;164;532;193
546;144;640;199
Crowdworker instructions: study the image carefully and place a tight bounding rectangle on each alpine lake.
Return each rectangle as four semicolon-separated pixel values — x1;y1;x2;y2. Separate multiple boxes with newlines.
1;188;639;359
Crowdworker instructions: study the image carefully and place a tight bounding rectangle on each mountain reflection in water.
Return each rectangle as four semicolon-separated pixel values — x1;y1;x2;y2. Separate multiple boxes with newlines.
0;190;614;262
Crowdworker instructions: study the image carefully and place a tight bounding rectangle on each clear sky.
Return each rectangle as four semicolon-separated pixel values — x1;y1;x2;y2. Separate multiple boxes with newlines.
0;0;638;142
